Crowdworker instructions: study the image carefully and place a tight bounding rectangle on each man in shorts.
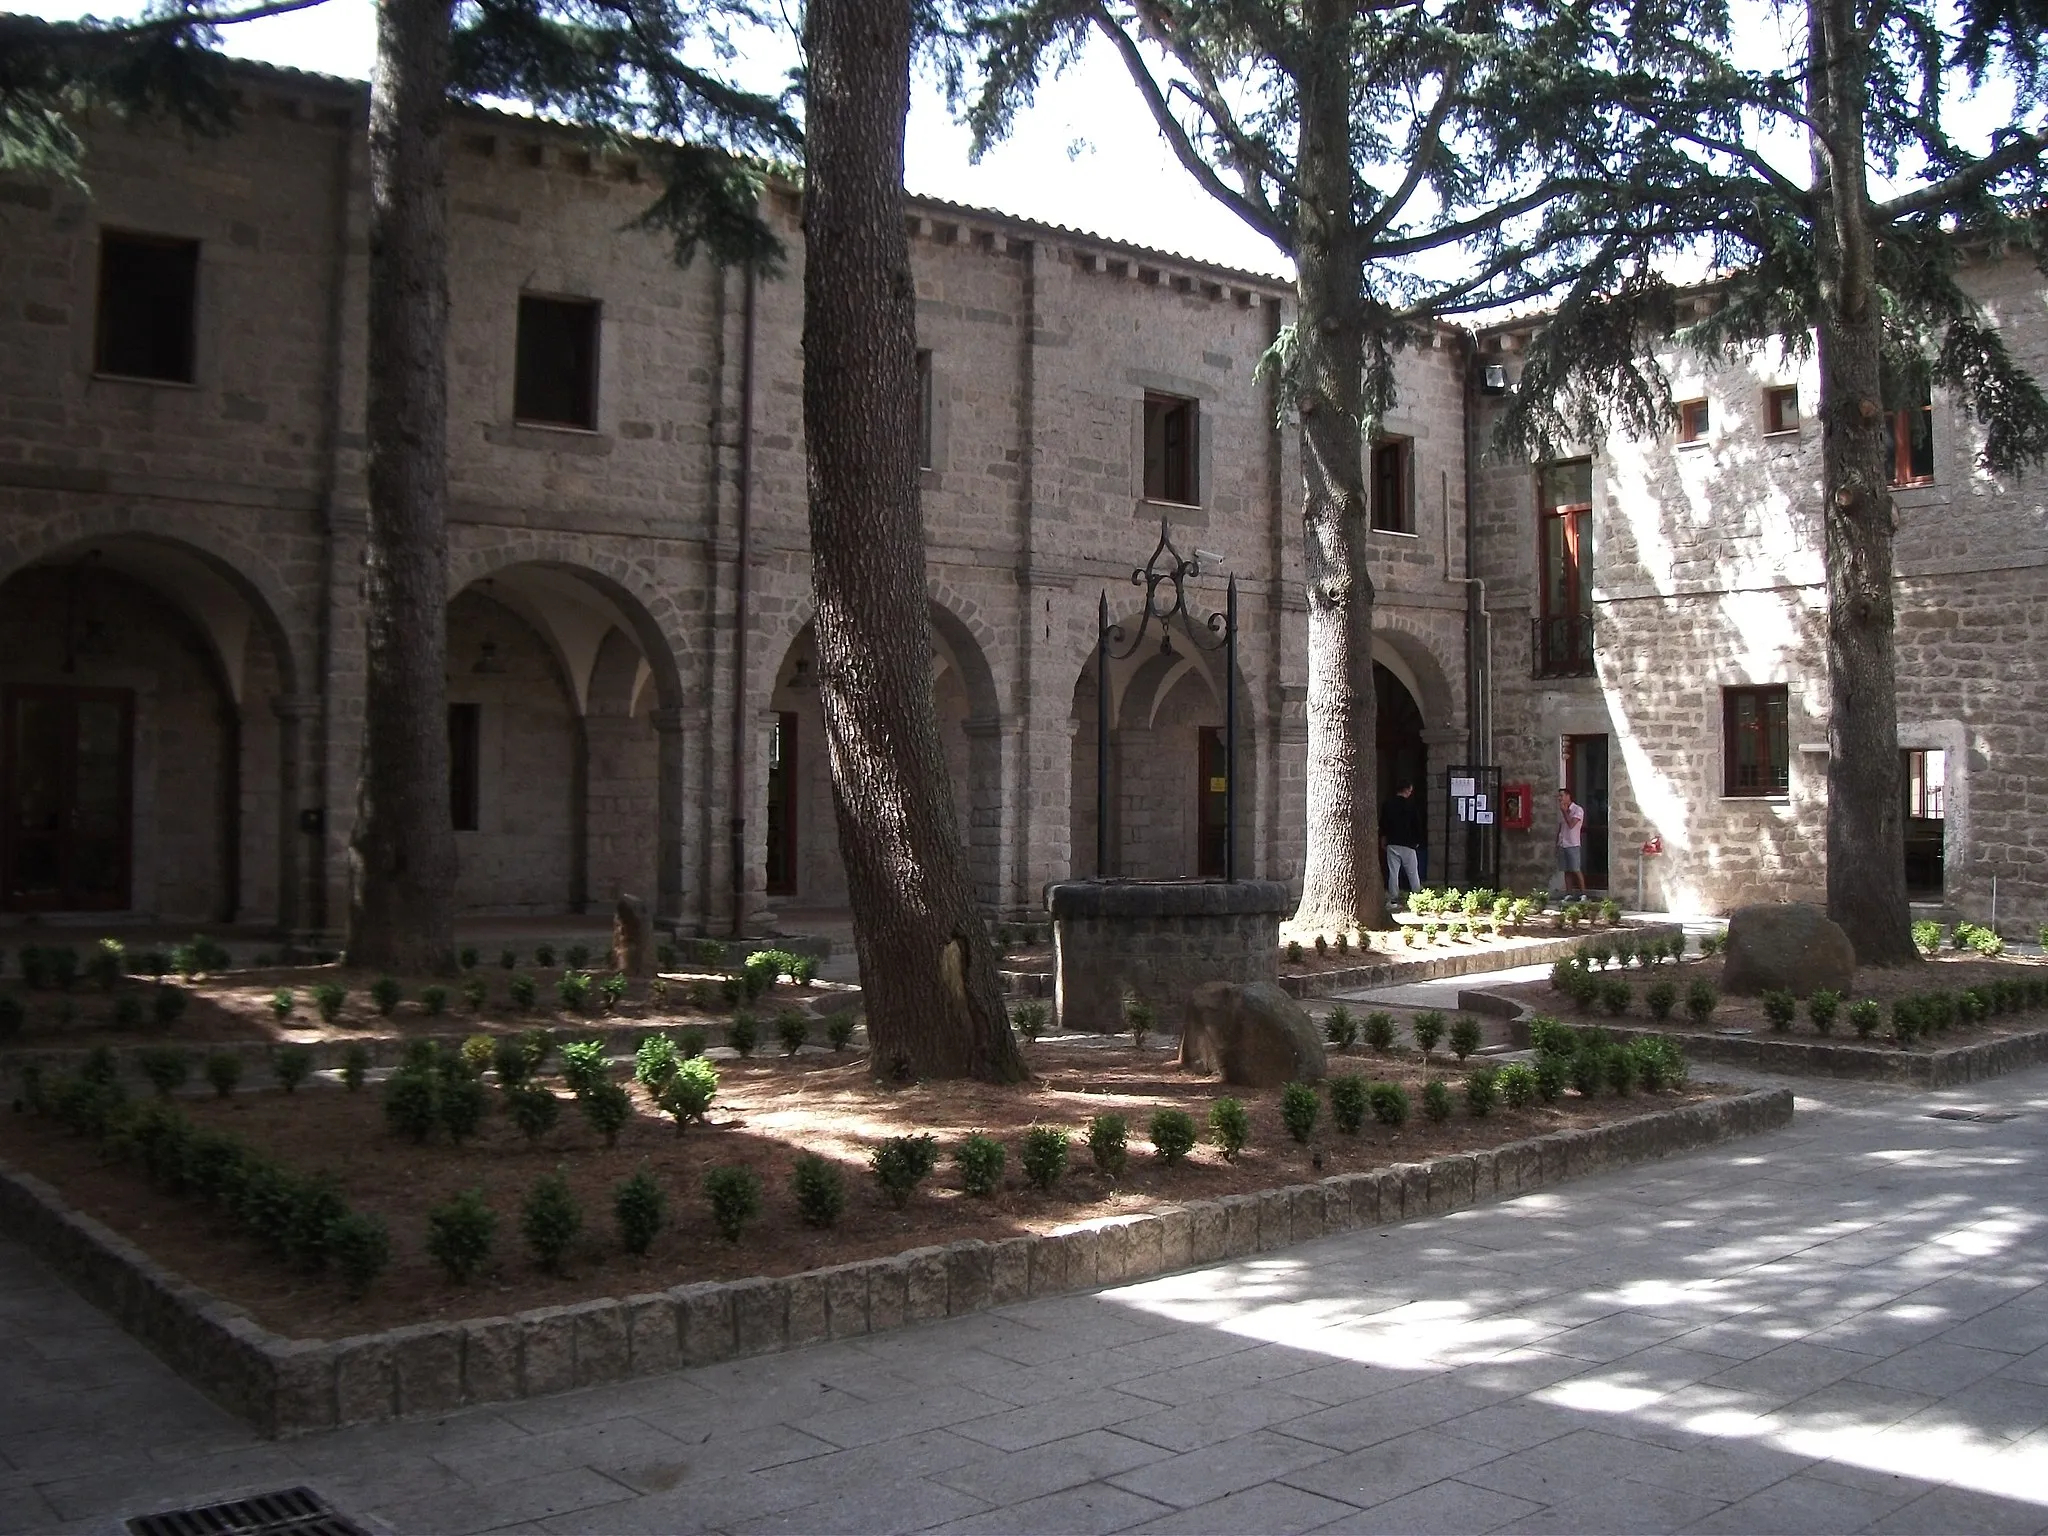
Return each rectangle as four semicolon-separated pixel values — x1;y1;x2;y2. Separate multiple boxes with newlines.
1557;787;1587;897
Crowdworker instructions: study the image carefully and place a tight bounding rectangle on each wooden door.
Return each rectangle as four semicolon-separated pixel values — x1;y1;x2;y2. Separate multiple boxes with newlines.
1197;726;1228;879
3;685;134;911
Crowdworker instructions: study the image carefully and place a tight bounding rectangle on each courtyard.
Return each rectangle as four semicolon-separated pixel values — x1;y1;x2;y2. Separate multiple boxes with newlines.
4;1058;2044;1535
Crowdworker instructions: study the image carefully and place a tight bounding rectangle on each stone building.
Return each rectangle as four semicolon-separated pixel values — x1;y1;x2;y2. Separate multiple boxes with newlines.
0;61;1471;942
0;60;2039;942
1470;256;2048;929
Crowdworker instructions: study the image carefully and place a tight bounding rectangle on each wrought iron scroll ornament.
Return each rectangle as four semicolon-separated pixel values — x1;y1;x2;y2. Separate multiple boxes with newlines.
1102;519;1233;664
1096;518;1240;881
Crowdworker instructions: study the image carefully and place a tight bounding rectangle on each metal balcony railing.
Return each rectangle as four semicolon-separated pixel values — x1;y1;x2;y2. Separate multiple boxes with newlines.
1532;613;1596;679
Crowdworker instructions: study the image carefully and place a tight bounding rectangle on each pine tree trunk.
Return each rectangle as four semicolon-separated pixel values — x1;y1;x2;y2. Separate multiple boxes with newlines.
1809;0;1917;966
1290;0;1384;938
349;0;458;975
801;0;1027;1082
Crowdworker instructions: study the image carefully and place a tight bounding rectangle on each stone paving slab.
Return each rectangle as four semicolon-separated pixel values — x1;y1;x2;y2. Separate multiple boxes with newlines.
4;1062;2047;1535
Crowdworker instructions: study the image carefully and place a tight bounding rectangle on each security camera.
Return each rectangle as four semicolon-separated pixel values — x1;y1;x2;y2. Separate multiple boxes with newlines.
1194;548;1227;571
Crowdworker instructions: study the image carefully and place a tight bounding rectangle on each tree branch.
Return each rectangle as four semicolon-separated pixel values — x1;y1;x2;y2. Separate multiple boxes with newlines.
1876;128;2048;222
1085;4;1293;251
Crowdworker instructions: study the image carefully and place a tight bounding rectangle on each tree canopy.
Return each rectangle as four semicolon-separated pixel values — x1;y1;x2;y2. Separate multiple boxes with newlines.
1;0;799;266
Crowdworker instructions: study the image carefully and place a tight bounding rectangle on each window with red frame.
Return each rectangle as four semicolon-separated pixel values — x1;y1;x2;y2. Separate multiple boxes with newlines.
1723;686;1790;797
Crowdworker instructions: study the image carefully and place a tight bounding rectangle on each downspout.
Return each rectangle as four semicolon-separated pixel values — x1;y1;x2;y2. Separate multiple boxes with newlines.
1460;333;1493;766
729;266;758;938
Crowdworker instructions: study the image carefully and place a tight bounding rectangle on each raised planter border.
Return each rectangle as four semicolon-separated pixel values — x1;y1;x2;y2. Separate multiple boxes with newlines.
0;1084;1791;1438
1005;924;1685;1002
1275;924;1683;1001
1481;986;2048;1087
1509;1015;2048;1087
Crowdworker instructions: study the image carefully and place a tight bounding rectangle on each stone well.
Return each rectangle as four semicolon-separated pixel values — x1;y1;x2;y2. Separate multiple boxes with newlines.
1045;879;1292;1033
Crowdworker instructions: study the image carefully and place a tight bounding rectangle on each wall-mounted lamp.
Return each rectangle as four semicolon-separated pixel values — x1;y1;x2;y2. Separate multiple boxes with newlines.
1480;363;1510;395
472;640;506;674
786;657;813;690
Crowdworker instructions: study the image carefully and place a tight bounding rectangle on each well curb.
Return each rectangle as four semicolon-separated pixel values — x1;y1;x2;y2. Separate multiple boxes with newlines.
0;1083;1791;1438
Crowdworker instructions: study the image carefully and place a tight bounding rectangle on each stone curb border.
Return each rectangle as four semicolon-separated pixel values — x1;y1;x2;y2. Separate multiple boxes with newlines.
1275;924;1684;1001
0;1085;1791;1439
1598;1021;2048;1087
1003;925;1686;1003
1481;989;2048;1087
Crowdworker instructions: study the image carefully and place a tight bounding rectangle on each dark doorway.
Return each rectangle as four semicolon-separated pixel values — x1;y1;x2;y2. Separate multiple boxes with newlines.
3;685;134;911
1197;726;1228;878
1902;748;1945;900
1564;733;1610;892
1376;663;1427;880
765;711;797;896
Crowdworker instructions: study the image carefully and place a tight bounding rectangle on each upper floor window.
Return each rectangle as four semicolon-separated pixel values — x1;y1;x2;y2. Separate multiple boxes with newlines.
1723;685;1790;797
1677;398;1710;443
1890;387;1934;487
1143;392;1198;505
95;231;199;383
514;294;600;429
1534;459;1594;678
1764;385;1799;434
916;349;934;470
1370;438;1413;533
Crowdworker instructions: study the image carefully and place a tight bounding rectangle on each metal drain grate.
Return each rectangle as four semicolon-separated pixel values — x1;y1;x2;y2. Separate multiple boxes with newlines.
127;1487;370;1536
1927;1108;2020;1122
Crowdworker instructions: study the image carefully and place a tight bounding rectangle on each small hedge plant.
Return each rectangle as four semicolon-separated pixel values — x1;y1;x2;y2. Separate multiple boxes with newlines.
1149;1108;1197;1164
956;1133;1006;1196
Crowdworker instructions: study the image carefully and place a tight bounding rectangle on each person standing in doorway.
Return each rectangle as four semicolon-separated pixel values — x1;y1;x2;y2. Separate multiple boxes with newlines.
1380;782;1424;903
1557;787;1587;898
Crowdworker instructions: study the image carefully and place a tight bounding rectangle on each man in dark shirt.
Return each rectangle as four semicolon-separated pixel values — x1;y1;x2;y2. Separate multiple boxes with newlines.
1380;782;1423;902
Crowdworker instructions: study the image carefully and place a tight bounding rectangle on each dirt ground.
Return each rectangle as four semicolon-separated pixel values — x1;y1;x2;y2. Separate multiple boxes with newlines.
1491;951;2048;1047
0;1039;1723;1339
0;962;843;1051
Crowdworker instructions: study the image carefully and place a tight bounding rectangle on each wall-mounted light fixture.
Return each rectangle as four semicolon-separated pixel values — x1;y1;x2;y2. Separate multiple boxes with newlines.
472;640;506;674
1481;363;1509;395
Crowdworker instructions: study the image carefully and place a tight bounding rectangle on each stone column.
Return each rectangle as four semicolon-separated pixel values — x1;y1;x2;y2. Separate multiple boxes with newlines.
962;712;1004;911
270;693;324;948
650;706;686;931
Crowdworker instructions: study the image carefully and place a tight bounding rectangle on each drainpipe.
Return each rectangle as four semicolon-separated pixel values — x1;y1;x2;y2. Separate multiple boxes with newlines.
1460;334;1492;766
729;266;758;938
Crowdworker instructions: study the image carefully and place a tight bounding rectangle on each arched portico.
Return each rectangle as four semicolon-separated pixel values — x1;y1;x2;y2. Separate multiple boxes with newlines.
0;533;307;929
446;562;687;921
763;601;1003;911
1069;612;1259;881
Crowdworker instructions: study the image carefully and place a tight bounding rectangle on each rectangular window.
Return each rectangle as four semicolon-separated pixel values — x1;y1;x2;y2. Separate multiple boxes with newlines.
916;349;934;470
1890;389;1935;486
1723;686;1790;797
1370;438;1413;533
95;231;199;383
1535;459;1594;678
1143;392;1198;505
513;294;600;429
1765;385;1800;434
1677;398;1710;443
448;703;481;831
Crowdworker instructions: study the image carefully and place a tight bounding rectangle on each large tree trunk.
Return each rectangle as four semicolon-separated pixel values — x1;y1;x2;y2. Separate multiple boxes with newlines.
801;0;1027;1082
349;0;458;975
1809;0;1917;966
1290;0;1384;938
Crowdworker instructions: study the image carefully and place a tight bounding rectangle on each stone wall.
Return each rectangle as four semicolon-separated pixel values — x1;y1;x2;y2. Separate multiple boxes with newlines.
1049;878;1290;1032
0;65;1478;939
1471;261;2048;931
